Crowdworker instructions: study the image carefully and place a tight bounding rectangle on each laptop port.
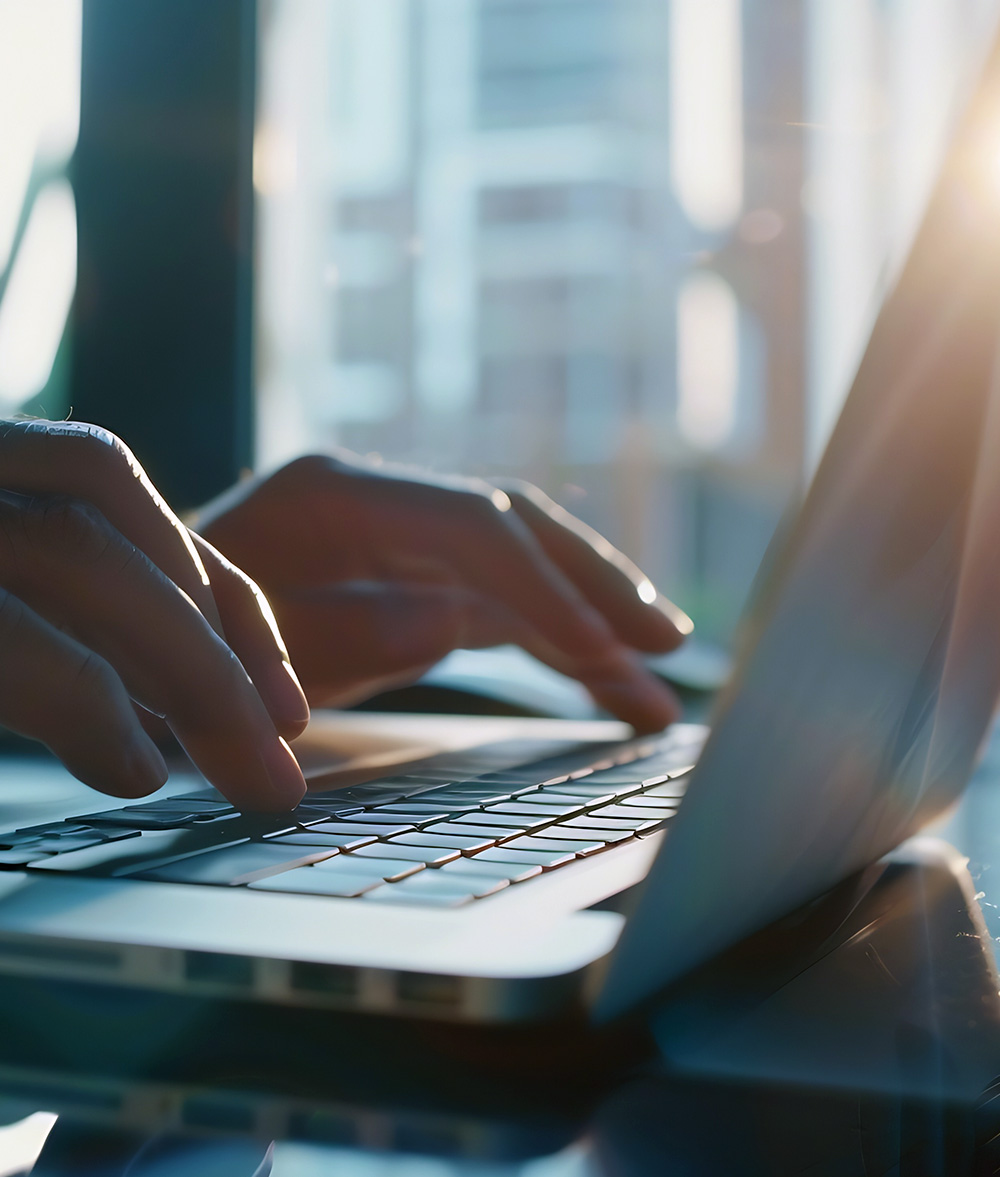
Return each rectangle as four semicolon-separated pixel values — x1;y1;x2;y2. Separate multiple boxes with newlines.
287;1109;358;1146
393;1117;465;1156
289;960;357;997
0;938;120;970
396;971;462;1008
184;950;254;988
182;1096;256;1132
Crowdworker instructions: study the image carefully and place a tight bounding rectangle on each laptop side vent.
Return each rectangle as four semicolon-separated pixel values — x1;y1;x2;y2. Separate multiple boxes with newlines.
0;938;121;971
289;960;357;998
396;971;462;1009
184;951;254;988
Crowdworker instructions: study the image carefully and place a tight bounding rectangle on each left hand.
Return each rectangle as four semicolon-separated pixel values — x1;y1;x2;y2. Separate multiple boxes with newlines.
194;452;692;733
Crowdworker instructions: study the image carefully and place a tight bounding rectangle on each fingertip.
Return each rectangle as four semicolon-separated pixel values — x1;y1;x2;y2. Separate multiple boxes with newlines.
254;737;308;812
70;734;169;800
634;582;693;652
581;654;683;732
260;659;311;740
655;594;694;639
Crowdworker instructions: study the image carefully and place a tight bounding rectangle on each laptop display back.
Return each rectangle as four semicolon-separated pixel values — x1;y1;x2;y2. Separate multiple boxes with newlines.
596;37;1000;1019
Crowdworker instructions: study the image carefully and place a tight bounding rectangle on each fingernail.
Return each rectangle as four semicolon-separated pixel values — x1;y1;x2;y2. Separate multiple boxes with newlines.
123;736;169;794
260;659;310;735
637;579;694;638
653;595;694;637
258;737;307;808
588;657;681;731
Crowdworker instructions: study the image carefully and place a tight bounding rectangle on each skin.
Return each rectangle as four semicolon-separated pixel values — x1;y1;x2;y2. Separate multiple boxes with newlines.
0;421;307;810
0;422;691;811
194;452;691;730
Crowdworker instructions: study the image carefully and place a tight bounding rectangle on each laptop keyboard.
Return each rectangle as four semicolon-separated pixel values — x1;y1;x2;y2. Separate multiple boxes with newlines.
0;730;703;908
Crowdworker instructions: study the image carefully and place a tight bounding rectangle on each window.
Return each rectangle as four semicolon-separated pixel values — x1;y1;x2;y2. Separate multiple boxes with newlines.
256;0;1000;641
0;0;81;418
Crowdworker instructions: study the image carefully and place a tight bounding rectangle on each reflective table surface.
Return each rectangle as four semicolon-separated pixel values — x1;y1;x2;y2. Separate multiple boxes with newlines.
1;716;1000;1176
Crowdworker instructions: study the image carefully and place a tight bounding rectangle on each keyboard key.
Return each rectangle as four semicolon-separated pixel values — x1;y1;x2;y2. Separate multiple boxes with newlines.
316;854;424;883
137;842;340;886
438;858;542;884
501;836;602;856
28;832;137;855
14;821;93;836
0;848;54;866
267;831;378;851
0;832;46;848
448;812;541;832
548;779;642;798
323;785;408;805
28;830;231;874
125;799;235;816
471;847;576;870
75;810;201;830
642;779;689;798
1;825;93;846
372;805;469;821
421;821;518;840
621;790;679;806
513;791;615;808
388;831;497;854
559;814;649;832
416;787;514;806
534;826;633;844
347;843;460;867
589;803;676;823
484;801;585;819
353;812;448;828
291;802;365;821
269;820;414;839
249;865;387;897
618;797;679;814
362;874;482;906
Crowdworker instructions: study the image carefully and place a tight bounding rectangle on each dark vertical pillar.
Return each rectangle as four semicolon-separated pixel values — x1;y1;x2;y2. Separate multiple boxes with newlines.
71;0;256;510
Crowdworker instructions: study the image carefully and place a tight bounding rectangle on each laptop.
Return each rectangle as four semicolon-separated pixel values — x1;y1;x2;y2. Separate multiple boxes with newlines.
0;38;999;1027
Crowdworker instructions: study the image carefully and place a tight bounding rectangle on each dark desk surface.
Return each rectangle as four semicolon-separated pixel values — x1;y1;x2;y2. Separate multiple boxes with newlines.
0;714;999;1175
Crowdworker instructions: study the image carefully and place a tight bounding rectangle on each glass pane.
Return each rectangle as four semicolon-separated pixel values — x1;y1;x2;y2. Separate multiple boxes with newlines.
0;0;81;418
255;0;1000;642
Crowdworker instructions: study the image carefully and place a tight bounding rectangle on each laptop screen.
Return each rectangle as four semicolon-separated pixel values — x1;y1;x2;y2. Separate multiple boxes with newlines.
597;39;1000;1018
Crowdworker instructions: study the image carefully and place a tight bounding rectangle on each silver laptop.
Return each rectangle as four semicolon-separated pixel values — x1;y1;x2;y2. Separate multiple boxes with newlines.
0;38;999;1027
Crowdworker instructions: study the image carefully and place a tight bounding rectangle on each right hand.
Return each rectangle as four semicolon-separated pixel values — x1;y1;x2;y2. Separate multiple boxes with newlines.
0;420;309;811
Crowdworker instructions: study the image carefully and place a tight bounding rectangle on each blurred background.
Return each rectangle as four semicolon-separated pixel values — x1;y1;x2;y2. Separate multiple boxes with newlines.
1;0;999;645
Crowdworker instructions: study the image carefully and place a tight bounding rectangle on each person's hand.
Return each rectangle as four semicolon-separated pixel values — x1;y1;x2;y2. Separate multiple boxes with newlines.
195;452;692;733
0;421;308;810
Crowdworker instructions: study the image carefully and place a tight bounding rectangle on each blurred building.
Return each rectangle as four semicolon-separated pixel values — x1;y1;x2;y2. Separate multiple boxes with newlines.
1;0;997;640
257;0;807;638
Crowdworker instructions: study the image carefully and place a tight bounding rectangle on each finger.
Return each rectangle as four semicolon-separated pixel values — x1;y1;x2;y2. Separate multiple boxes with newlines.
509;625;683;734
275;579;680;731
0;495;305;811
0;588;168;797
499;480;692;652
274;580;479;707
190;531;310;739
321;464;634;662
0;420;224;634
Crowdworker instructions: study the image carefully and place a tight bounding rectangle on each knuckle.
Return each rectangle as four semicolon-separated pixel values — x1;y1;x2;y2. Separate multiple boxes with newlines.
70;648;120;702
84;429;141;487
503;478;546;510
278;452;344;490
217;639;254;689
28;497;115;565
459;487;503;523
